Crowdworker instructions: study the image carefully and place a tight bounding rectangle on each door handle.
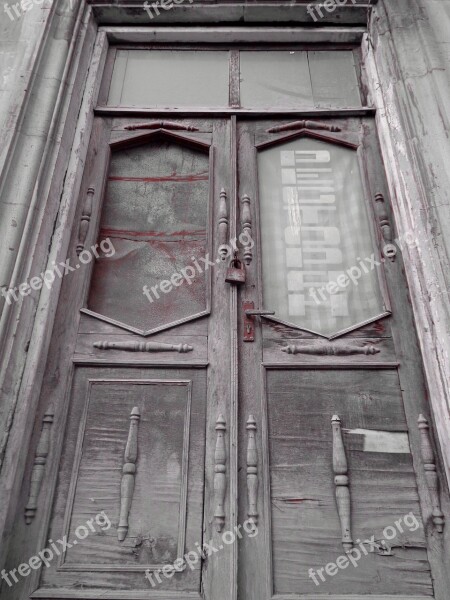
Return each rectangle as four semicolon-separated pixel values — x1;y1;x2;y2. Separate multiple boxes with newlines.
246;415;259;527
243;301;275;342
244;309;275;317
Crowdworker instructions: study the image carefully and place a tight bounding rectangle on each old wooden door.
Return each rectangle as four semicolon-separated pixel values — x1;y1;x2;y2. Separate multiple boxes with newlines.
236;117;450;600
11;114;449;600
18;116;237;600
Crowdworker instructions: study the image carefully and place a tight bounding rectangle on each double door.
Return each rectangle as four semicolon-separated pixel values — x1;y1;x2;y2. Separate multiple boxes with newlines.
15;116;449;600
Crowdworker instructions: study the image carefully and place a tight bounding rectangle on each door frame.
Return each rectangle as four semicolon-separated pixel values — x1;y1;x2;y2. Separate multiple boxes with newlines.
1;22;449;600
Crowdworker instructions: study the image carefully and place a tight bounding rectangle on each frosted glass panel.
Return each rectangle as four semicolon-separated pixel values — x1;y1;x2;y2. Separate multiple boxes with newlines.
258;137;385;337
107;50;229;107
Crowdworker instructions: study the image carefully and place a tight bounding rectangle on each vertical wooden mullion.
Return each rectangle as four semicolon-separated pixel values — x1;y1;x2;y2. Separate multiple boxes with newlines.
229;50;240;109
203;117;236;600
229;114;239;600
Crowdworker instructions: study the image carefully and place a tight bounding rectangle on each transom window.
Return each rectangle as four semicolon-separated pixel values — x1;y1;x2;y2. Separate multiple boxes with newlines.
104;48;363;109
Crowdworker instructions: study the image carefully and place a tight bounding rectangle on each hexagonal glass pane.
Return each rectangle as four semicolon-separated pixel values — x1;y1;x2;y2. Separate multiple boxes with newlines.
258;135;386;337
87;135;210;334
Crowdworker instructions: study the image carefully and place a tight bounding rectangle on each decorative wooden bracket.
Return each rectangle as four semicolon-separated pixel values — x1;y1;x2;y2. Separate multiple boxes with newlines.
282;343;380;356
241;194;253;265
267;120;341;133
218;188;229;260
124;121;198;131
94;341;193;353
214;414;227;532
76;187;94;256
246;415;258;526
375;193;396;261
332;415;353;552
25;405;54;524
418;415;445;532
118;407;140;542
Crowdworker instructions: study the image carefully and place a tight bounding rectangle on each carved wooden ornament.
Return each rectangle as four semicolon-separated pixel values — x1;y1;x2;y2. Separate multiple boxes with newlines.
118;407;140;542
124;121;198;131
332;415;353;552
375;193;396;262
25;405;55;524
418;414;445;532
218;188;229;260
94;341;193;353
266;120;341;133
241;194;253;265
76;187;94;256
282;343;380;356
246;415;258;526
214;414;227;532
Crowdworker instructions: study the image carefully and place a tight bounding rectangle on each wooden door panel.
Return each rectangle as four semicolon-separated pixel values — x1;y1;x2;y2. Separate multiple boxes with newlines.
264;368;433;597
37;366;206;596
237;117;448;600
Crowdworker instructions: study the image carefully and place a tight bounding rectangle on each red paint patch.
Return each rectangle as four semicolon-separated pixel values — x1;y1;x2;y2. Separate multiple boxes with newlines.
99;228;207;238
109;172;208;183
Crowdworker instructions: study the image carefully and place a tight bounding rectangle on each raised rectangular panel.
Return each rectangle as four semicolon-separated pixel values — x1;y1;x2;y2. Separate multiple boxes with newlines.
38;367;206;595
263;369;433;597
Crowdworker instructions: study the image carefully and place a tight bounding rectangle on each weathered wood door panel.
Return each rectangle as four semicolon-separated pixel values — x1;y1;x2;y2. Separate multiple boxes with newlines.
236;118;450;600
40;367;206;594
7;115;449;600
11;118;234;600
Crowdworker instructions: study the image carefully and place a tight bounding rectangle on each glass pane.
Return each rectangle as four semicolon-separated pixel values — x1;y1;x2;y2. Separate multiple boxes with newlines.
88;137;209;333
258;137;385;337
309;51;361;107
107;50;229;107
240;51;313;108
240;50;361;108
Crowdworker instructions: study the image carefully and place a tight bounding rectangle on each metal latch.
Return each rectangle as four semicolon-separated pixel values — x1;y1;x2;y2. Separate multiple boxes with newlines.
243;301;275;342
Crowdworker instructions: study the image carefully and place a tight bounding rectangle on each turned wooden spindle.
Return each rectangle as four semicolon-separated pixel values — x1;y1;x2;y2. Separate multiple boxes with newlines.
25;405;54;524
241;194;253;265
214;415;227;532
218;188;229;260
246;415;259;526
118;407;140;542
418;414;445;532
332;415;353;552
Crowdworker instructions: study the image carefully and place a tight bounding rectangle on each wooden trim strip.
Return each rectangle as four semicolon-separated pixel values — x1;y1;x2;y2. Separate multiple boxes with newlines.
95;107;376;118
99;27;368;45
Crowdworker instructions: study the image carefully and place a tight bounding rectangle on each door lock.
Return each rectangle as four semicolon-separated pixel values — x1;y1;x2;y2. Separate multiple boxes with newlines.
243;301;275;342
